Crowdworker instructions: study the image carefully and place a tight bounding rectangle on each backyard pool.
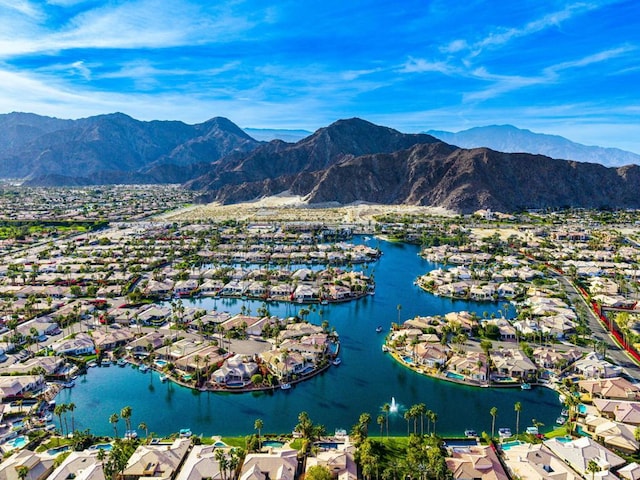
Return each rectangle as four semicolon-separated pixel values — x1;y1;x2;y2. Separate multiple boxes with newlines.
446;372;465;380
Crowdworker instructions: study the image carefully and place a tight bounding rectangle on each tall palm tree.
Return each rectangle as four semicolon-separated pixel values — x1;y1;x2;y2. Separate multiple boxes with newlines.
587;459;601;480
54;404;66;437
139;422;149;440
430;411;438;435
415;403;426;435
68;402;76;434
490;407;498;440
254;418;264;450
514;402;522;439
403;410;411;436
377;415;385;438
109;413;119;439
121;406;133;434
215;448;229;480
382;403;390;438
396;304;402;323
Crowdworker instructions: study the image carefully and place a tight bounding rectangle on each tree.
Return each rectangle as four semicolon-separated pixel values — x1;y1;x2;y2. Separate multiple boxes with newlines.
254;418;264;450
139;422;149;440
514;402;522;439
490;407;498;440
377;414;385;438
109;413;119;439
121;406;133;434
15;465;29;480
382;403;390;438
306;465;332;480
587;459;601;480
68;402;76;434
397;304;402;323
215;448;229;480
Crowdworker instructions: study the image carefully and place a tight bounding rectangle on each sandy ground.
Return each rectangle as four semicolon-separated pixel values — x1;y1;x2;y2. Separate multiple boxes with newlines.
158;194;456;224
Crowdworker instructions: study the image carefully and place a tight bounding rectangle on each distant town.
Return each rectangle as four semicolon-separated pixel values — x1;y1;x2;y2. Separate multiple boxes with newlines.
1;184;640;480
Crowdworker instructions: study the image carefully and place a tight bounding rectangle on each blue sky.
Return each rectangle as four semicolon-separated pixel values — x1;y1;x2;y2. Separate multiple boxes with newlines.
1;0;639;152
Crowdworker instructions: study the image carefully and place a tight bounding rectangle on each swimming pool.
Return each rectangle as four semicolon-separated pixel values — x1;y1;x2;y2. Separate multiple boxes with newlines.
402;356;414;364
47;445;70;456
501;440;524;451
155;360;168;367
213;441;227;447
89;443;113;451
262;440;285;448
446;371;465;380
3;436;28;450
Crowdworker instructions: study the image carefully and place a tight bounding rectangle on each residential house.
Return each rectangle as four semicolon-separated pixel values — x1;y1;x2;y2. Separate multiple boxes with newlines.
48;450;105;480
501;442;581;480
239;449;298;480
446;445;509;480
211;355;258;386
50;332;95;356
306;444;357;480
120;438;190;480
0;449;54;479
175;445;224;480
543;437;625;476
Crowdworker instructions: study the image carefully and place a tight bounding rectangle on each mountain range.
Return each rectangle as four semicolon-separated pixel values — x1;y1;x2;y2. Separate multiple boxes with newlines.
1;112;639;213
427;125;640;168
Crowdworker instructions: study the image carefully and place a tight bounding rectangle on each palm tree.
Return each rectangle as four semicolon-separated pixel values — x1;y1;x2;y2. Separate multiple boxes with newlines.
109;413;119;439
121;406;133;434
396;304;402;323
587;459;601;480
514;402;522;439
254;418;264;450
377;414;385;438
415;403;426;435
68;402;76;434
430;411;438;435
490;407;498;440
16;466;29;480
404;410;411;436
382;403;390;438
139;422;149;440
215;448;229;480
54;404;66;437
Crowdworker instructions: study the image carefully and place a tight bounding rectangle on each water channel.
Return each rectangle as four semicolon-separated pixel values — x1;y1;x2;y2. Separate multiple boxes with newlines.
57;239;563;437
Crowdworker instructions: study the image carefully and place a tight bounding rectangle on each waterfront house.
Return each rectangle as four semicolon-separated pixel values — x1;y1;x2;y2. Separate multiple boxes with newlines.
0;449;54;479
446;351;487;382
543;437;625;476
0;374;45;400
501;442;581;480
137;305;171;327
211;354;258;386
48;450;105;480
592;399;640;425
531;346;582;372
145;279;175;297
126;332;167;357
175;445;224;480
0;356;64;376
50;332;95;356
490;349;537;380
120;437;190;480
306;444;357;480
239;448;297;480
173;279;198;296
92;328;136;351
446;444;509;480
582;415;639;453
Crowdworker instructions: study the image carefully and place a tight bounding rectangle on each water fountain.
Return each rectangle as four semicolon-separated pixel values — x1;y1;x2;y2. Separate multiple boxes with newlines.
390;397;398;413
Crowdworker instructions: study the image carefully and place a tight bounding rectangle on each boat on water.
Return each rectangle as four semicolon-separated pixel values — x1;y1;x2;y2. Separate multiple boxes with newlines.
464;429;477;437
556;416;566;425
280;383;291;390
521;382;532;390
376;325;383;333
100;359;111;367
498;428;512;438
117;359;127;367
561;409;569;417
87;361;98;368
62;380;75;388
159;374;168;382
139;365;150;373
332;357;342;366
179;428;192;437
125;429;138;439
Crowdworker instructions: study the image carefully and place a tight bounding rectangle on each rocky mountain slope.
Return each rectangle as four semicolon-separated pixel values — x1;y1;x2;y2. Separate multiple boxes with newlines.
0;112;260;185
190;119;640;213
427;125;640;168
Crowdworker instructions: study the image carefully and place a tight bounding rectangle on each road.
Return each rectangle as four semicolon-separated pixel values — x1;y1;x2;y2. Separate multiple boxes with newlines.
553;272;640;380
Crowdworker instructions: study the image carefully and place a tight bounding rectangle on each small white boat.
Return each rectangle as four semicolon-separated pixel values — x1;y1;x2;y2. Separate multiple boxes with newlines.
179;428;192;437
498;428;512;438
464;429;477;437
280;383;291;390
521;383;532;390
376;326;383;333
87;361;98;368
139;365;150;373
332;358;342;366
556;417;566;425
159;374;168;382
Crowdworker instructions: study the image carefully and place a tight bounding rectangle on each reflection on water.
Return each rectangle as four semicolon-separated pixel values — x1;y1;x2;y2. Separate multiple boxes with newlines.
58;239;561;437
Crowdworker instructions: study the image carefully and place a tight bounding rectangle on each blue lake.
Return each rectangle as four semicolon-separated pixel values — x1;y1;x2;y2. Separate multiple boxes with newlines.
57;238;562;437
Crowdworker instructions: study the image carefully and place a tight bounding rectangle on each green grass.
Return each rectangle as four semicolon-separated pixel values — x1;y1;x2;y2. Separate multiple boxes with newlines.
221;437;247;448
